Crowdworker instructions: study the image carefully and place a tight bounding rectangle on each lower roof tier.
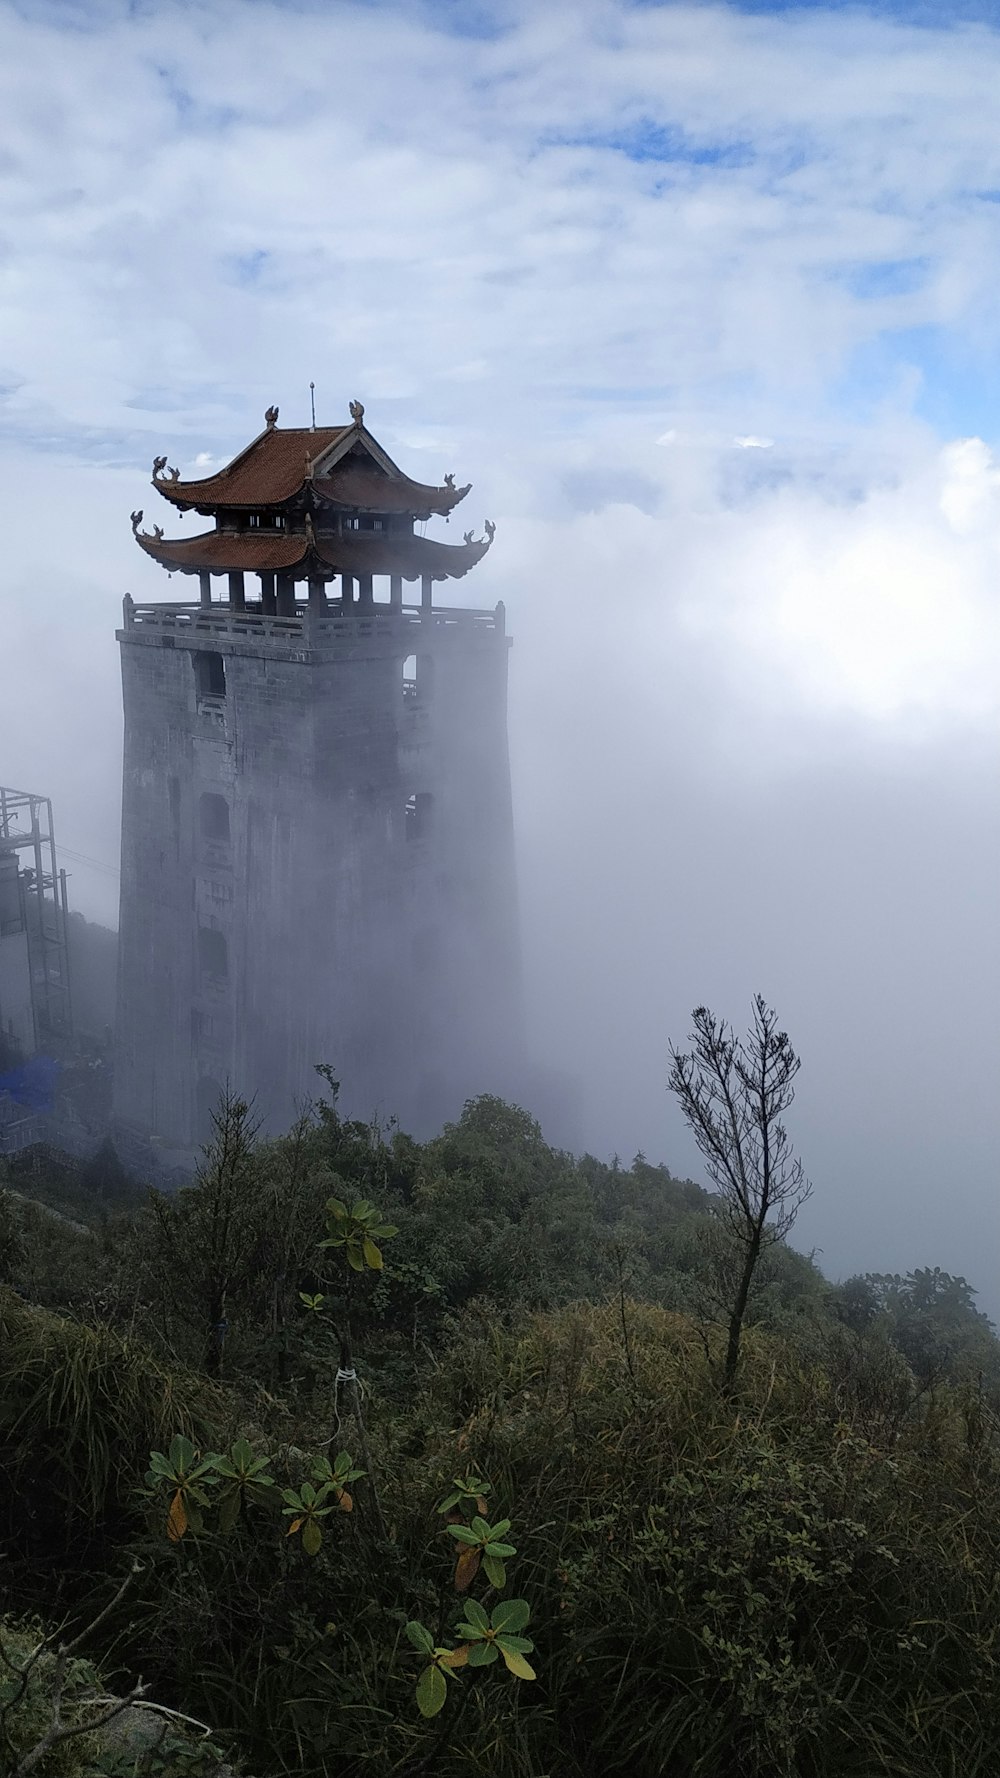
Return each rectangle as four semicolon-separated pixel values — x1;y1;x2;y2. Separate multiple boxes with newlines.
135;525;492;581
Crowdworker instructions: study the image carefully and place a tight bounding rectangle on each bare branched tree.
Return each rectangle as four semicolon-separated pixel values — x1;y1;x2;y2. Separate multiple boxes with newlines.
668;994;812;1388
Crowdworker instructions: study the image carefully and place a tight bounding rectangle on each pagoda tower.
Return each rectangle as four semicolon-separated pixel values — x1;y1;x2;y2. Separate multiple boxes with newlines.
114;401;521;1149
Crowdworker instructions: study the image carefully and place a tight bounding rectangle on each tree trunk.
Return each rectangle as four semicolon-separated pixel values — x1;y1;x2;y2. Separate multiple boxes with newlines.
724;1227;762;1389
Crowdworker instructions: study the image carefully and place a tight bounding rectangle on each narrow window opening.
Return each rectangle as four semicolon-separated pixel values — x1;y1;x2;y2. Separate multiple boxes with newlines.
405;792;432;841
199;792;230;842
198;927;228;980
402;653;417;700
194;651;226;698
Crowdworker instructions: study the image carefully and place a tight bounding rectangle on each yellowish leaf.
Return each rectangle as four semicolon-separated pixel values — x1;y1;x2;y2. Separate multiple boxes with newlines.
286;1517;304;1536
499;1647;536;1681
167;1490;187;1543
454;1546;481;1593
337;1488;353;1513
440;1645;469;1668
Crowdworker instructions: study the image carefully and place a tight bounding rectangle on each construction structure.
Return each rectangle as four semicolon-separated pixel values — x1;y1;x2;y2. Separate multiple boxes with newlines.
114;401;521;1150
0;785;73;1061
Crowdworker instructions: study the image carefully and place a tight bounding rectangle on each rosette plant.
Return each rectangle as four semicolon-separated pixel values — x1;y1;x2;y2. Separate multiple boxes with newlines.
453;1598;536;1679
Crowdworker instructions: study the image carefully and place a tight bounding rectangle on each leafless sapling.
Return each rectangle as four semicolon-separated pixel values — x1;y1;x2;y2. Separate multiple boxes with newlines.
668;994;812;1388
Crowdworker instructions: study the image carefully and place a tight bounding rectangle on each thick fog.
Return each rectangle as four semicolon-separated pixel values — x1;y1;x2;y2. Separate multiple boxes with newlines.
1;1;997;1300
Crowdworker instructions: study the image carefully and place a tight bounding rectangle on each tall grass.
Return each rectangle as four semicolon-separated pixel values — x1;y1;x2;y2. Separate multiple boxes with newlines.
0;1287;226;1554
7;1290;1000;1775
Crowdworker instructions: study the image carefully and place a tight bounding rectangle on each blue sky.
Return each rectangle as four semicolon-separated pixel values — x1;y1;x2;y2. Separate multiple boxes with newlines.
0;0;998;1294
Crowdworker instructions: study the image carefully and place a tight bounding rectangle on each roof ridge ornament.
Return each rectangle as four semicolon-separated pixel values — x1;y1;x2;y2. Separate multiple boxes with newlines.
349;398;365;425
152;457;179;483
130;509;143;535
265;404;279;429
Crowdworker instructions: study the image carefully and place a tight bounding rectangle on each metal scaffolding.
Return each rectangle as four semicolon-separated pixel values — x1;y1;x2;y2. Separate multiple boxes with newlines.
0;785;73;1049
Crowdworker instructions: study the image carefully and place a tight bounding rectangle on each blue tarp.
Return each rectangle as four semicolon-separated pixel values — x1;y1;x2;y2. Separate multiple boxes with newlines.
0;1055;60;1113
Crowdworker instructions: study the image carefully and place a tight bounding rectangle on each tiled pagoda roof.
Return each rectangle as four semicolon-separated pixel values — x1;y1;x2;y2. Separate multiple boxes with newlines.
150;413;471;518
133;525;492;581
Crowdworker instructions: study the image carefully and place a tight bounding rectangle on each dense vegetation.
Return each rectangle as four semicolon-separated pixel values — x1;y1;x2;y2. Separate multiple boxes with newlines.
3;1075;1000;1776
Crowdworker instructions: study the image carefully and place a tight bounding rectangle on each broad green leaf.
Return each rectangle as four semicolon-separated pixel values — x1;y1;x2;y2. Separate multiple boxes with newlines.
458;1598;489;1634
346;1245;365;1272
492;1599;531;1635
470;1516;491;1538
499;1646;536;1681
230;1439;254;1469
362;1237;383;1270
496;1635;534;1655
447;1525;481;1545
483;1555;506;1590
416;1664;447;1718
302;1518;322;1557
352;1198;375;1219
487;1541;516;1558
326;1197;349;1219
404;1621;434;1654
465;1641;497;1667
168;1435;196;1471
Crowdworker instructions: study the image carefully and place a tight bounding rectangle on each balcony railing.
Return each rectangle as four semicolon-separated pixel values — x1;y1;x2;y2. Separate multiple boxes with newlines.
122;598;505;643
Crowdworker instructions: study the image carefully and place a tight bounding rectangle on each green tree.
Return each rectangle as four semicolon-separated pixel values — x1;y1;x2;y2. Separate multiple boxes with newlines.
145;1090;262;1376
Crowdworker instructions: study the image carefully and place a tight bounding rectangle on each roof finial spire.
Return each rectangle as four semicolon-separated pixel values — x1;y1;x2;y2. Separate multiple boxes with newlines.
309;381;316;430
349;398;365;425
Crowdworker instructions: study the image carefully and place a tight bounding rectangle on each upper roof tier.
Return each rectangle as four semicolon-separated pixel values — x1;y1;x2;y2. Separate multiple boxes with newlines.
149;403;472;519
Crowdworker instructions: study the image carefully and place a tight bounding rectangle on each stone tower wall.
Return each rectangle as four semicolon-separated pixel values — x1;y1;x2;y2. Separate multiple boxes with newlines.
114;604;520;1149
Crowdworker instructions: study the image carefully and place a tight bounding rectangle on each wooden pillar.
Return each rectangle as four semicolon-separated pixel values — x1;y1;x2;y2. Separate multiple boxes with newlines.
358;573;373;610
390;574;402;613
199;571;212;608
260;572;276;615
341;574;354;607
276;573;296;617
308;577;327;612
421;573;433;615
228;570;245;612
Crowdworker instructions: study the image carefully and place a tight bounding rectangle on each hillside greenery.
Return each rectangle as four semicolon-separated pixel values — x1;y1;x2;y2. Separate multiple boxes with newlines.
2;1080;1000;1776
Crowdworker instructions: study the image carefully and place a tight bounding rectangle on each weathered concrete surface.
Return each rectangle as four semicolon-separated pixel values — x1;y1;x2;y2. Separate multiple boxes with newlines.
114;603;522;1148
